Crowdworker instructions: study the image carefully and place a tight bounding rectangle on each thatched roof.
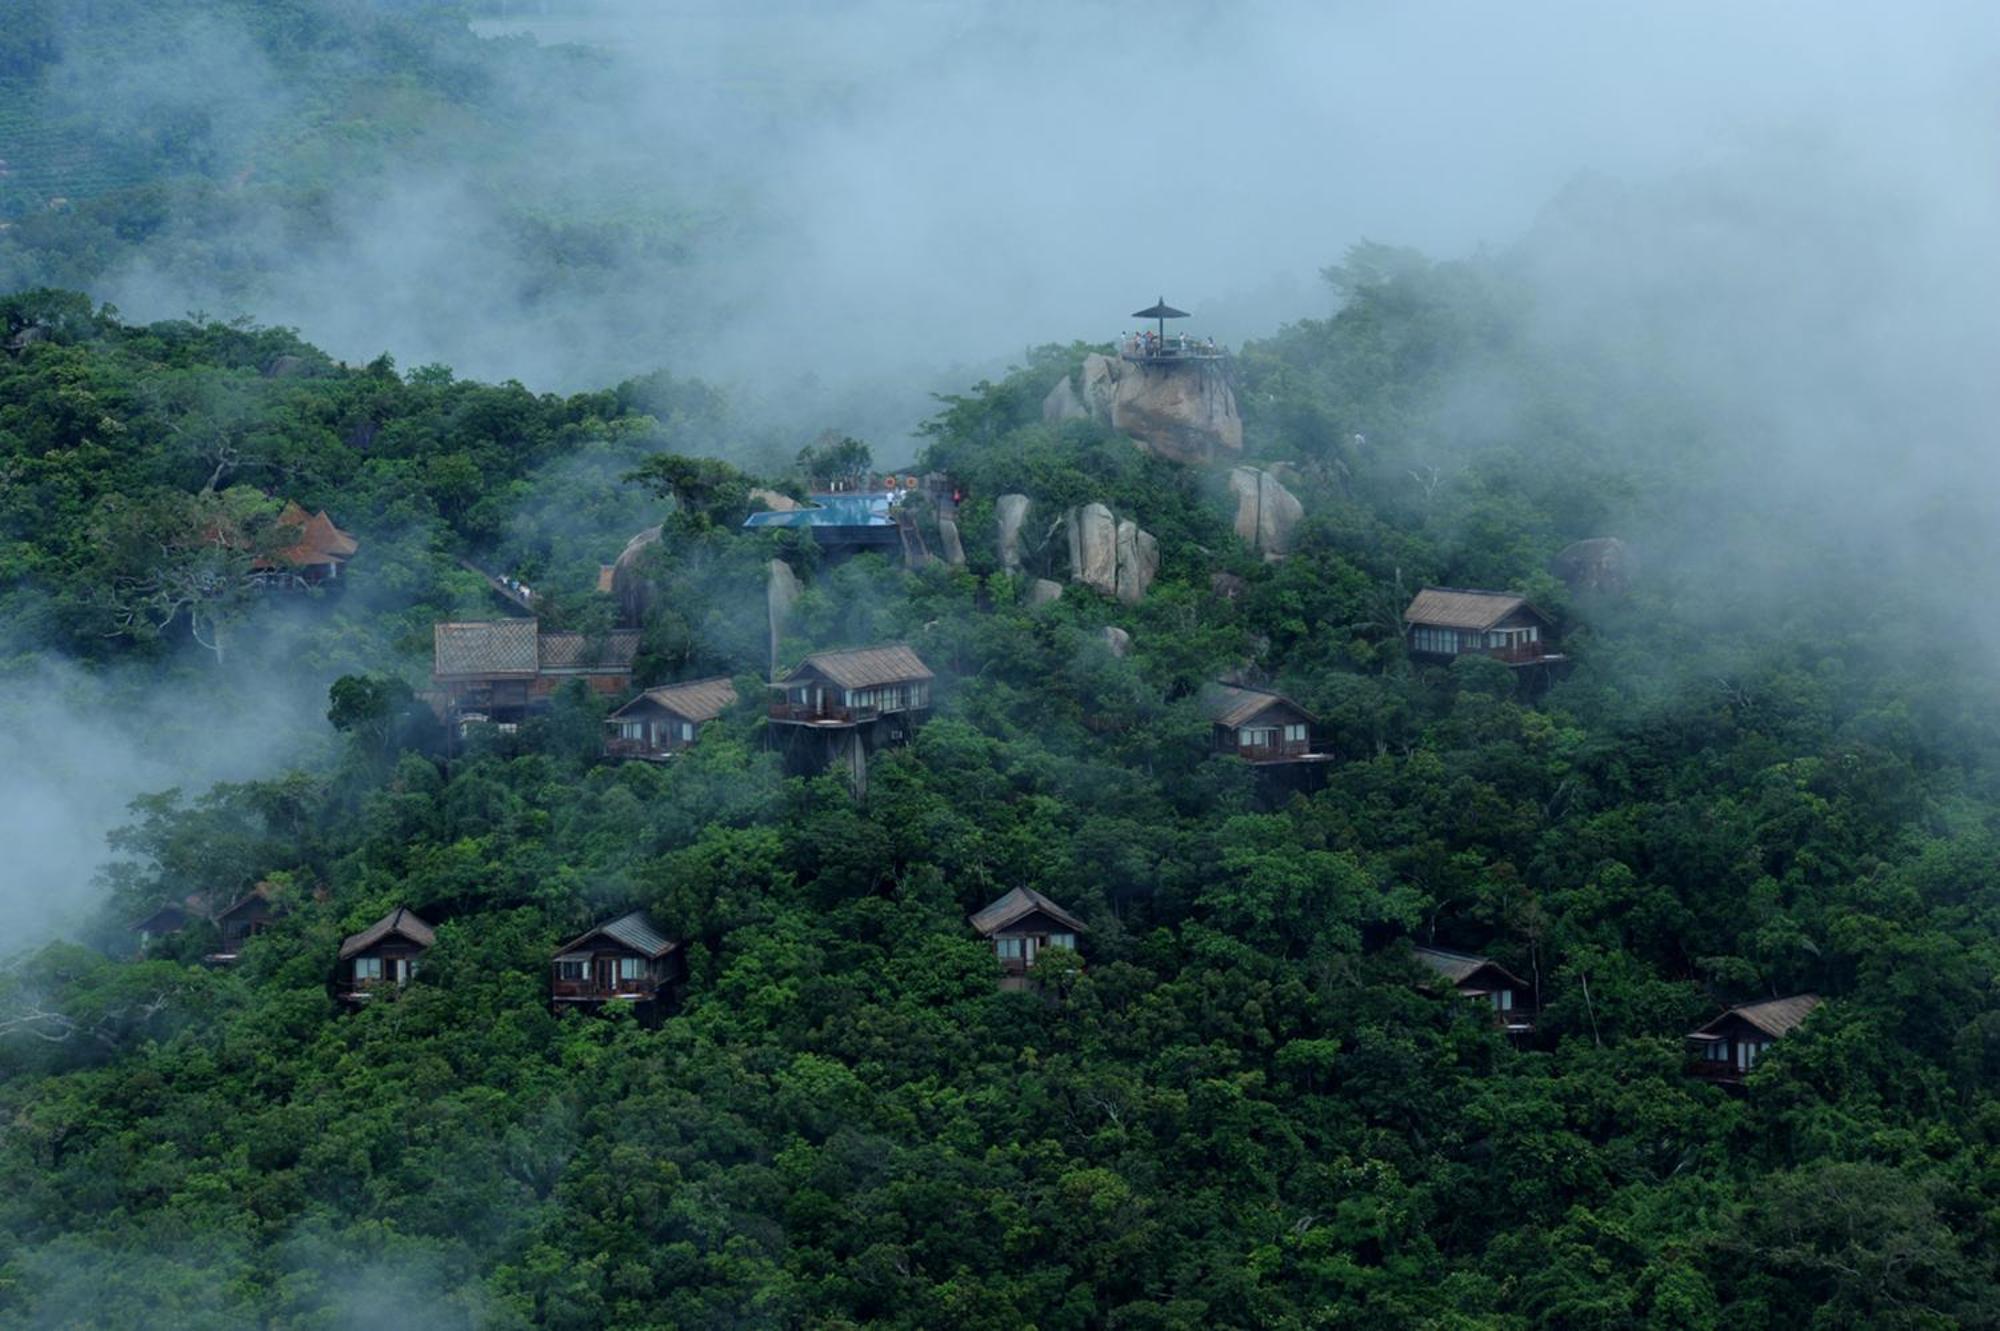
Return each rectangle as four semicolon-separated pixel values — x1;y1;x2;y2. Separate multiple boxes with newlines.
785;644;932;690
969;887;1086;938
339;907;436;960
1414;945;1526;990
1403;588;1548;632
1200;682;1314;729
556;910;679;960
611;676;738;724
1691;993;1822;1040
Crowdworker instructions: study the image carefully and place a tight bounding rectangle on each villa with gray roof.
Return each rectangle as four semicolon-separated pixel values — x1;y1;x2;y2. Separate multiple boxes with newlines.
551;911;683;1014
606;676;738;760
1687;994;1822;1085
1403;588;1561;666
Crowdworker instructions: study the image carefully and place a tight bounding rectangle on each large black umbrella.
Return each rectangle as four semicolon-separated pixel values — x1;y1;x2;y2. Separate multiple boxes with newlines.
1131;297;1189;346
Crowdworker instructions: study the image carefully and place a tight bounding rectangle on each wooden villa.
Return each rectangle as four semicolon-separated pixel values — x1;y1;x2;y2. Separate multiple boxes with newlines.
551;911;684;1014
431;620;641;730
336;907;435;1006
1403;588;1561;667
969;887;1085;991
205;885;280;966
130;895;205;953
252;502;359;589
768;644;934;788
1414;946;1535;1036
606;676;738;760
1687;994;1821;1084
1200;683;1331;764
769;645;933;729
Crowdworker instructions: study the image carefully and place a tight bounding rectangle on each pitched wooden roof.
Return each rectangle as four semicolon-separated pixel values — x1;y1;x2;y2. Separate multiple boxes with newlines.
610;676;738;724
968;887;1086;937
1200;682;1315;729
268;503;359;565
1403;587;1548;631
214;883;275;922
1691;993;1822;1040
786;644;933;690
556;910;680;959
539;630;641;672
1414;945;1526;989
435;620;539;676
338;907;436;960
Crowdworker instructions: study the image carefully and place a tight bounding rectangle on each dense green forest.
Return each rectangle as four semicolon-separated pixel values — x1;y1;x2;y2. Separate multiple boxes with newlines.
0;7;1994;1324
1;220;1996;1328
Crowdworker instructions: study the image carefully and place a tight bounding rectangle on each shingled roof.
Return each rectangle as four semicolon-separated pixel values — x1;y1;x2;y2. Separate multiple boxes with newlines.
786;644;933;690
435;620;539;677
610;676;738;724
1414;945;1526;989
539;629;641;672
1692;993;1822;1040
1200;682;1315;729
968;887;1086;937
1403;587;1548;632
338;907;436;960
556;910;679;960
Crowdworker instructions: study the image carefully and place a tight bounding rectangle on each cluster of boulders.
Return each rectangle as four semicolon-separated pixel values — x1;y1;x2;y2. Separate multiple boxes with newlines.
991;494;1158;606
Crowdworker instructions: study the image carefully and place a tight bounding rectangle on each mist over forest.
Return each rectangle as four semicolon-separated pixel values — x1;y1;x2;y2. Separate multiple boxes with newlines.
1;2;1997;1327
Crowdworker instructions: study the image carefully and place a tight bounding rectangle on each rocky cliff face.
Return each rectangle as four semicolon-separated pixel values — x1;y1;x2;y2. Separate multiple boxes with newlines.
1228;467;1304;558
1042;352;1243;465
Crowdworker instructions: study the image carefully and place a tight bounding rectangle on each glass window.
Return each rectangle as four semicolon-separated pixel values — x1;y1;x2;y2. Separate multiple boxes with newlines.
1046;933;1076;951
618;957;645;981
996;937;1024;959
680;722;694;741
355;957;382;980
1283;724;1307;743
1490;989;1513;1011
1705;1041;1730;1062
556;959;586;981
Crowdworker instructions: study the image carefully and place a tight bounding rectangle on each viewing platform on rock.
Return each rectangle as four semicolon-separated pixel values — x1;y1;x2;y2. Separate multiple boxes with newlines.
1120;298;1226;366
1119;334;1227;366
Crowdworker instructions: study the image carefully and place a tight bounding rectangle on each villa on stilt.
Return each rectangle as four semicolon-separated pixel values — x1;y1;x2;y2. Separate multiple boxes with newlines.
969;888;1085;991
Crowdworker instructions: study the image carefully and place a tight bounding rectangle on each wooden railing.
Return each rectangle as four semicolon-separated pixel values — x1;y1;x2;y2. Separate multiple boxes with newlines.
604;736;682;759
1688;1057;1745;1083
768;701;880;725
1229;739;1318;763
551;976;659;1002
1482;641;1560;665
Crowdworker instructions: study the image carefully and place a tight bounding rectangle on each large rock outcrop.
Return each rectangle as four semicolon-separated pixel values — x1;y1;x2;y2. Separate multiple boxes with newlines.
1064;502;1158;604
1040;352;1243;465
1024;578;1064;609
1228;467;1305;558
1066;502;1118;593
1112;356;1242;465
611;525;664;625
766;558;801;672
1100;626;1132;657
1114;519;1159;605
937;516;966;567
748;487;802;513
996;494;1033;573
1551;537;1634;596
